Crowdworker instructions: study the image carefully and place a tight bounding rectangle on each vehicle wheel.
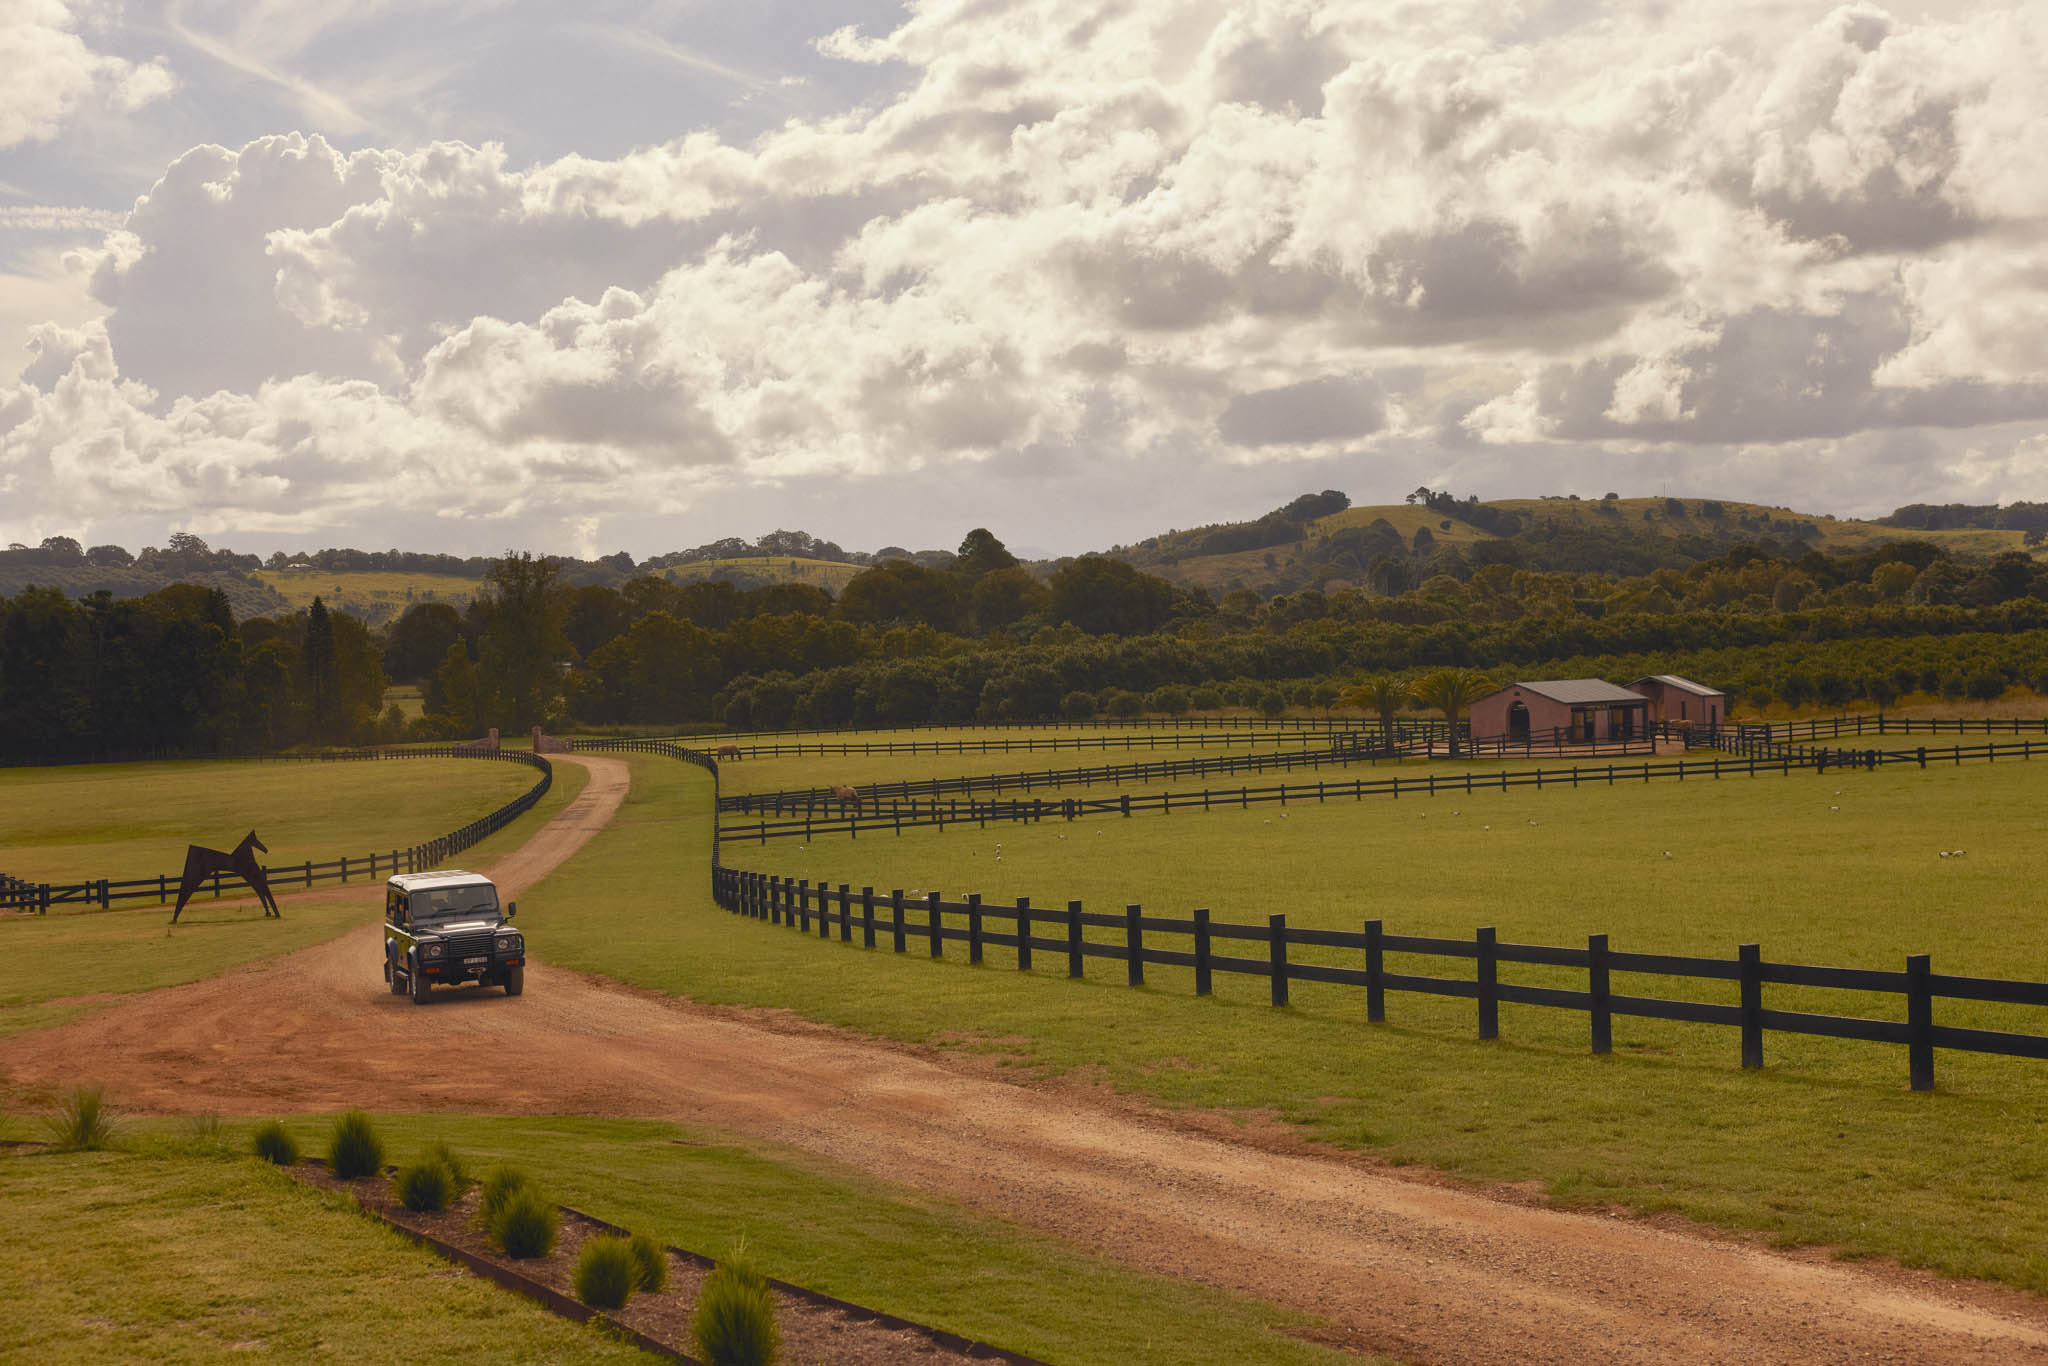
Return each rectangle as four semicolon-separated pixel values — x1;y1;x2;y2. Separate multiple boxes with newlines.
387;954;404;995
504;964;523;997
410;958;431;1005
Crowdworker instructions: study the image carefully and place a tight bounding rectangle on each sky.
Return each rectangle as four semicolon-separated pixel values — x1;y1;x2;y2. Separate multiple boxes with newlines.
1;0;2045;561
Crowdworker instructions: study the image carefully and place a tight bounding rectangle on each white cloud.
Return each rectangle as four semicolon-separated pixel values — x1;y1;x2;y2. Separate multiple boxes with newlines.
6;0;2048;555
0;0;173;149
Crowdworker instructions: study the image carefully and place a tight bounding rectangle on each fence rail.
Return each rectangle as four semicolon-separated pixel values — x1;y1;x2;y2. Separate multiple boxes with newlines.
712;739;2048;845
0;749;553;914
709;727;1385;759
710;870;2048;1091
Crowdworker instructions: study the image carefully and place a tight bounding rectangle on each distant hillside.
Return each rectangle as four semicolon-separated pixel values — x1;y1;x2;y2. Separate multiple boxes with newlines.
0;563;287;618
1120;492;2044;598
254;568;485;625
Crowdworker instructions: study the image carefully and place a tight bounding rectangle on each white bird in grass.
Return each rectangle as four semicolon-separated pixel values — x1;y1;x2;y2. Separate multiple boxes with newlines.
1830;805;1840;811
1663;851;1673;859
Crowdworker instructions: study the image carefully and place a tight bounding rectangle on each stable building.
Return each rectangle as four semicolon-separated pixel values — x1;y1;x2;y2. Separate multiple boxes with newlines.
1628;675;1726;727
1469;679;1651;744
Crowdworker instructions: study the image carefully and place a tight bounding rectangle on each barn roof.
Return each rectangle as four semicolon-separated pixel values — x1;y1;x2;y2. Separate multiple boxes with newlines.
1632;674;1725;698
1502;679;1648;706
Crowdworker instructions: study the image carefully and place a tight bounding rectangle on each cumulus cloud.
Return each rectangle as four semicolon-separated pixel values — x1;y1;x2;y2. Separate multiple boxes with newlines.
0;0;173;149
7;0;2048;552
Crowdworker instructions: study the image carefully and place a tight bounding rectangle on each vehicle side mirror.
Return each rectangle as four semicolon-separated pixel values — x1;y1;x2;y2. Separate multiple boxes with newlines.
505;901;516;920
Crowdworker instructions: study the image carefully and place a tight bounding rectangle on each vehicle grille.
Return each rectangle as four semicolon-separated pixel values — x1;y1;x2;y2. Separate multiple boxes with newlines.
438;931;497;959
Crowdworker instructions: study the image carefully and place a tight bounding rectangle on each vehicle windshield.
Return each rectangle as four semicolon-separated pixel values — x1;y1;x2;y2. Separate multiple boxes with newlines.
411;884;499;923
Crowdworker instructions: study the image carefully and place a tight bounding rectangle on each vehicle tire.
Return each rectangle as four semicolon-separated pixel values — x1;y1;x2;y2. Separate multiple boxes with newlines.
387;953;404;995
410;956;431;1005
504;964;523;997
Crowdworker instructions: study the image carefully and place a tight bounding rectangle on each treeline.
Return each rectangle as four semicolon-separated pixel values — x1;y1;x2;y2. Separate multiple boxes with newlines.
0;585;388;762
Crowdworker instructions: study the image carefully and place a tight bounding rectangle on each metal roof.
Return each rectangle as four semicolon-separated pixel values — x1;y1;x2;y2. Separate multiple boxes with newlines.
1632;674;1725;697
1502;679;1649;706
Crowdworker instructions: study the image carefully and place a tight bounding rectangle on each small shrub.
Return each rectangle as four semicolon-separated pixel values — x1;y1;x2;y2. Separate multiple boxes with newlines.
181;1111;226;1149
48;1085;118;1152
420;1139;468;1189
327;1110;385;1180
492;1187;559;1259
478;1163;534;1227
628;1232;669;1294
395;1159;456;1212
694;1248;781;1366
574;1235;637;1310
251;1119;300;1166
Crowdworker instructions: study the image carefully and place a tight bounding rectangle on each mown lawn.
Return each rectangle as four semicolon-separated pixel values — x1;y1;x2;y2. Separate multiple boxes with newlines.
0;763;587;1037
0;756;546;887
527;749;2048;1293
55;1114;1355;1366
0;1140;647;1365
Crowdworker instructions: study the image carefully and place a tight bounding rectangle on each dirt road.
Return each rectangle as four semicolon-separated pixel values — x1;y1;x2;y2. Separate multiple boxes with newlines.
7;754;2046;1363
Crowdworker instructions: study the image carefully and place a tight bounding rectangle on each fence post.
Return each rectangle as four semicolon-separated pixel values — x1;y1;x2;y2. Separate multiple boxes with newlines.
1477;927;1498;1040
1588;933;1611;1055
968;893;983;964
99;878;109;909
1125;904;1144;986
1907;953;1934;1092
1016;897;1032;971
772;876;785;926
927;892;943;958
1194;907;1212;996
839;884;852;942
1365;919;1384;1022
1739;943;1764;1070
1268;914;1289;1006
818;883;833;940
863;887;876;948
798;879;810;934
1068;901;1084;979
892;890;906;952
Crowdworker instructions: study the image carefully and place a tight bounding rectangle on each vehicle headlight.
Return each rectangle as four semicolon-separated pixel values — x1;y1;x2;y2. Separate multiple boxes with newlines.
424;943;443;959
496;936;516;952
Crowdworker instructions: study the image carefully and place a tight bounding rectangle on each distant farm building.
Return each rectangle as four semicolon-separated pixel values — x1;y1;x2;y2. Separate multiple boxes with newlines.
1470;680;1651;744
1628;675;1726;727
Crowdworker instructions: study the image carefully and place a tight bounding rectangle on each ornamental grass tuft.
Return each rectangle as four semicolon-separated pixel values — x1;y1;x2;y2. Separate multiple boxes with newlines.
47;1085;118;1152
477;1163;534;1227
395;1158;456;1212
628;1231;669;1294
491;1186;558;1260
251;1119;299;1166
693;1245;781;1366
573;1234;637;1310
327;1110;384;1180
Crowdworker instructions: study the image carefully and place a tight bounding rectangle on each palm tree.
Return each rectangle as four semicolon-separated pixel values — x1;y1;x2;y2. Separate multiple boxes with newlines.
1339;674;1413;749
1410;668;1497;757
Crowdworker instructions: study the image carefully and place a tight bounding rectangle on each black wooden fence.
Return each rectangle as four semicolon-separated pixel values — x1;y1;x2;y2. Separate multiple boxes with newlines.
710;869;2048;1092
713;739;2048;846
707;727;1375;760
1;749;553;914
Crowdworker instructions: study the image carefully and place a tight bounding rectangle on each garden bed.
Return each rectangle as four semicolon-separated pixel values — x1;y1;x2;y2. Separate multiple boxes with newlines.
292;1161;1046;1365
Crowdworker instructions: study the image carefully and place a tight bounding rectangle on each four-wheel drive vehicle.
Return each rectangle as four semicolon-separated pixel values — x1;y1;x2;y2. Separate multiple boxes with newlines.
383;870;524;1004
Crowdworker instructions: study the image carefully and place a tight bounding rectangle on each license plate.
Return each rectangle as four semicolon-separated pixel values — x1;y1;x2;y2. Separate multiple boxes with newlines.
463;956;487;964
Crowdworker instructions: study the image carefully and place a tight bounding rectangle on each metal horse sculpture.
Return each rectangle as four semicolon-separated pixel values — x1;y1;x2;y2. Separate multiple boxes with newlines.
170;831;280;924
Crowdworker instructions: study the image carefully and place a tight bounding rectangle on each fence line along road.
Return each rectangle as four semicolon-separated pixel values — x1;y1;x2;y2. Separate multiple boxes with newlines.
699;714;1383;743
712;739;2048;846
0;749;552;914
708;727;1390;759
711;869;2048;1093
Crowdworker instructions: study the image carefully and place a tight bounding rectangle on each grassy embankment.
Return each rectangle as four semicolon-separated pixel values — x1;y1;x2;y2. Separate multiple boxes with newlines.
529;745;2048;1292
0;759;588;1038
253;569;484;615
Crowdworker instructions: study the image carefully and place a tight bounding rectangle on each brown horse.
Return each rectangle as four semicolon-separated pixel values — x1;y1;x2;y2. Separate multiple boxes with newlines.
830;785;860;810
170;831;280;923
716;744;743;761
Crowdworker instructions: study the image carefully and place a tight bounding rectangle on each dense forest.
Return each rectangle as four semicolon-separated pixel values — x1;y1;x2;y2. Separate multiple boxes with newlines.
8;502;2048;759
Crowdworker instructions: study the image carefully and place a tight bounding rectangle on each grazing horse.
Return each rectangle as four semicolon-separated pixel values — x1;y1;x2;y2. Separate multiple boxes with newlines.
716;744;743;761
830;784;860;810
170;831;280;924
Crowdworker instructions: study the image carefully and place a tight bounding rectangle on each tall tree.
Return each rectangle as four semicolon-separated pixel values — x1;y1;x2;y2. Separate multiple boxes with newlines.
303;596;338;738
1410;668;1496;757
476;550;569;729
954;528;1018;579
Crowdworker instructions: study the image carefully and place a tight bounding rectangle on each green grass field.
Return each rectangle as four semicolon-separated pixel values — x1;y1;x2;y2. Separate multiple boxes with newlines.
17;1115;1351;1366
526;749;2048;1293
0;762;588;1039
0;1140;648;1364
719;736;1335;797
254;569;484;614
0;757;542;887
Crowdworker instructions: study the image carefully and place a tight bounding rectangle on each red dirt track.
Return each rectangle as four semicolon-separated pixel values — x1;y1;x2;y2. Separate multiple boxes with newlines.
7;755;2047;1364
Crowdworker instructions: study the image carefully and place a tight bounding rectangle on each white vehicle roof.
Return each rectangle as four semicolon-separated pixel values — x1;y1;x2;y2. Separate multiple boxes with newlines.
386;870;497;893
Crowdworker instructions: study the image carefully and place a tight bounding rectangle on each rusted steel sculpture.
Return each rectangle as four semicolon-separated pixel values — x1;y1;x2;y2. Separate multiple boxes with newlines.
170;830;280;923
